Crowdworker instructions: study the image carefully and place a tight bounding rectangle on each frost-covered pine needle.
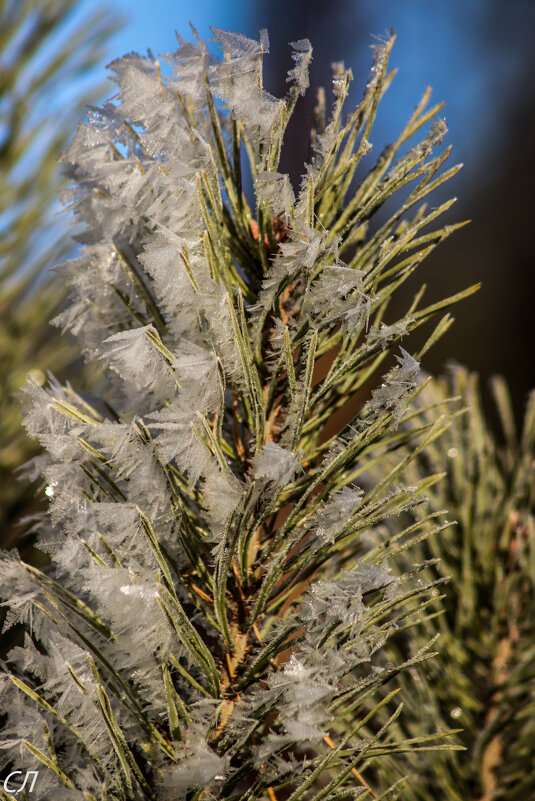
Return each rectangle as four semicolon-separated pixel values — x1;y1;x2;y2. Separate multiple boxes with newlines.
0;27;477;801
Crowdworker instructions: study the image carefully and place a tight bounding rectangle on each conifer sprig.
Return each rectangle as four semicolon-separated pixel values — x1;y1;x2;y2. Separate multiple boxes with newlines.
1;28;474;800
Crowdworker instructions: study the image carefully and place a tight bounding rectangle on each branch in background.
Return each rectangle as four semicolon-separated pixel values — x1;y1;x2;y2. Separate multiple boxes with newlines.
0;0;122;552
362;368;535;800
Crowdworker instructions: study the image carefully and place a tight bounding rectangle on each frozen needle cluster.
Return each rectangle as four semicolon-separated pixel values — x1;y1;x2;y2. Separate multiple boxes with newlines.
0;27;476;801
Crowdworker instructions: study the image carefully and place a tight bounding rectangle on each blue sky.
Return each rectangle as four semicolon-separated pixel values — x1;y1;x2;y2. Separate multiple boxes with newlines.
104;0;485;140
75;0;532;197
106;0;250;54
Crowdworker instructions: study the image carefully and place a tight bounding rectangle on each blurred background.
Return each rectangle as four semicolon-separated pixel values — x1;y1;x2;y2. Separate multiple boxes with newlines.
1;0;535;550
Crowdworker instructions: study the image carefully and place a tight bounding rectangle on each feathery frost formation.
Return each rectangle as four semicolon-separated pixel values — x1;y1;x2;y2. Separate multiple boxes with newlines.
0;27;476;800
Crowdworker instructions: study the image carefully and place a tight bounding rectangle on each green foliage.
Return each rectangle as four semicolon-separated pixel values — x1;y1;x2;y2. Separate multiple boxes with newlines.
362;369;535;799
0;0;120;549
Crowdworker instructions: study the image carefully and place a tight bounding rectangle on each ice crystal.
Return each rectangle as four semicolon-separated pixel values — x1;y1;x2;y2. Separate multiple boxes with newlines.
252;441;301;487
311;485;365;543
366;347;422;429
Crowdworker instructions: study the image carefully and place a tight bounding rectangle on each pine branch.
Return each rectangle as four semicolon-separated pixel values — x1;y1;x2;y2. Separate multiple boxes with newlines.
0;26;482;801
